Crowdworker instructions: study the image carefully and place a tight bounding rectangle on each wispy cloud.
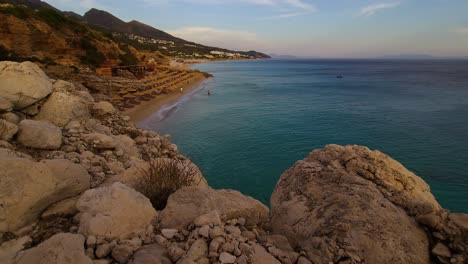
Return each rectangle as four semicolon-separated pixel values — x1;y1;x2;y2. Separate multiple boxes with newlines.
357;2;400;17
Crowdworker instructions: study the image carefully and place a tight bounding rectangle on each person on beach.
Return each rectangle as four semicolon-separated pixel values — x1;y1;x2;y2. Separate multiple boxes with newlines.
208;89;211;96
180;87;184;93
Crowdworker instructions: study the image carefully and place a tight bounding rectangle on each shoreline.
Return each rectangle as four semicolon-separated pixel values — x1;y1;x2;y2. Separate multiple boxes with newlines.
125;74;208;124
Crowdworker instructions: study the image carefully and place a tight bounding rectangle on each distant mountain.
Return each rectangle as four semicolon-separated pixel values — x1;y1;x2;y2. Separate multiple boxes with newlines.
83;8;269;59
84;9;182;43
0;0;56;10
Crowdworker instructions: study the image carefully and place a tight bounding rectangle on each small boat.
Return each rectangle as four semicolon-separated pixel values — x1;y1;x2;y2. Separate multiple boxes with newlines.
336;75;343;79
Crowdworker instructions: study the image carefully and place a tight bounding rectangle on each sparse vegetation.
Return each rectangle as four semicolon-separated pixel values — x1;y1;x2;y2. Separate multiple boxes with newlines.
118;44;139;66
80;37;106;67
135;158;200;210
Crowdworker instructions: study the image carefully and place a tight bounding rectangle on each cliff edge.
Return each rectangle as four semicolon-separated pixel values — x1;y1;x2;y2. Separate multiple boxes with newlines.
0;61;466;264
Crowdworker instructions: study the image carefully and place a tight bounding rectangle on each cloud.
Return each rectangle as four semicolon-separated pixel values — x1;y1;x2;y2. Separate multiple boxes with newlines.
357;2;400;17
167;27;266;51
143;0;315;11
260;11;309;20
453;27;468;36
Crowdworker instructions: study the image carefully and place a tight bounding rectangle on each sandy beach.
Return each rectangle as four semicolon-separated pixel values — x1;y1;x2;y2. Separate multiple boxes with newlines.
125;74;207;123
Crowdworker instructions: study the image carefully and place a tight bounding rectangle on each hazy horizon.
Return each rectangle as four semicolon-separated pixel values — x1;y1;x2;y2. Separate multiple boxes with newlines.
46;0;468;58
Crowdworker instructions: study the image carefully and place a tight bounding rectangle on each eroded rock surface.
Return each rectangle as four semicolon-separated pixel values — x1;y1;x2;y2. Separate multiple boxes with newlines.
76;182;157;240
0;61;53;109
271;144;467;264
160;186;269;230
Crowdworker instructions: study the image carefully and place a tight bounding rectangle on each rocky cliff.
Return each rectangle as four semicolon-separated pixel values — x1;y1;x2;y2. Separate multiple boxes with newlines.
0;61;467;264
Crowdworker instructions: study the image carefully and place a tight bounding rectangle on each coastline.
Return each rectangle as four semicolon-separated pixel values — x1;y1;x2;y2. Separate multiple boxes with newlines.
125;74;207;124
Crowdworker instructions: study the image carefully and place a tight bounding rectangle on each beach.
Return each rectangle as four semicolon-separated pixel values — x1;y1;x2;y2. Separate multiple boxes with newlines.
125;73;207;123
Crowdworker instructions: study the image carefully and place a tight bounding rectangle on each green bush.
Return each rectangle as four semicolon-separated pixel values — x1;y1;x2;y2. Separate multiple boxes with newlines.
118;44;139;66
0;5;29;19
80;37;106;67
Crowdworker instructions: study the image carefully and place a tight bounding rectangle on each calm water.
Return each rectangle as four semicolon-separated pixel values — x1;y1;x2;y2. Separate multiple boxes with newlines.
140;59;468;213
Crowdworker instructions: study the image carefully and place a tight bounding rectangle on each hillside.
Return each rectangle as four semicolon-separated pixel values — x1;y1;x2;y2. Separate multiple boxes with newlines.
83;8;270;59
0;3;144;67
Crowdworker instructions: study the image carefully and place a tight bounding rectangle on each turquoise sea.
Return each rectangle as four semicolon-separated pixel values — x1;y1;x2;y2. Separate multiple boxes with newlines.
140;59;468;213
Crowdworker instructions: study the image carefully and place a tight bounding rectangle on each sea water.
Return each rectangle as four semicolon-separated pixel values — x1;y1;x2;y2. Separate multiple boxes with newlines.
140;59;468;213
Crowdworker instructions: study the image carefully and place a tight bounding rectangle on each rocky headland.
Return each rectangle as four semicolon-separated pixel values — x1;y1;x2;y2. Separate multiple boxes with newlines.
0;61;467;264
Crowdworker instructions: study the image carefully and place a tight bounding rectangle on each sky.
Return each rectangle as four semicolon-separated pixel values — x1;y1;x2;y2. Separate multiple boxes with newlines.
46;0;468;58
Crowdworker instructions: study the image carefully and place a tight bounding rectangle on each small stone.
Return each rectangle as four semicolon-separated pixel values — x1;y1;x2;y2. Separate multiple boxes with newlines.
0;119;18;141
225;225;241;237
86;247;95;259
95;243;113;258
238;243;252;254
0;97;13;111
167;245;185;262
210;226;224;239
237;218;246;226
241;231;256;241
236;255;248;264
199;225;210;238
87;235;97;248
297;256;312;264
210;237;225;253
219;252;236;263
155;235;168;245
112;244;135;264
222;242;235;253
432;243;451;258
161;229;178;239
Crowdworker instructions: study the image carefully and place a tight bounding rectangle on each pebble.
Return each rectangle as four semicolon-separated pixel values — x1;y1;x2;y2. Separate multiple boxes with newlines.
219;252;236;263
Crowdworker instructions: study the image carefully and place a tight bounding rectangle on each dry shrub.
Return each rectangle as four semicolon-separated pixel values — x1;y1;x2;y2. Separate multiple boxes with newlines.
135;158;200;210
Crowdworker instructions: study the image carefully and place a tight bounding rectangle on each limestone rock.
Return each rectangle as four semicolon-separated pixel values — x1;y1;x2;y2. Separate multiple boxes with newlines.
35;91;90;127
0;97;13;112
13;233;92;264
0;159;90;232
131;244;171;264
160;186;269;230
0;119;18;141
93;101;116;115
76;182;157;240
0;236;31;264
84;133;117;149
17;120;62;149
271;145;435;264
0;61;53;109
41;196;79;220
2;112;20;124
219;252;236;263
251;245;281;264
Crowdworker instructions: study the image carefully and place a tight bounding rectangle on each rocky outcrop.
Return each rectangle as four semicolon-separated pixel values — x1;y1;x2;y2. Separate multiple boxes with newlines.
0;61;53;109
160;186;269;230
271;145;467;264
76;182;158;240
34;89;90;127
0;159;90;232
17;120;62;149
13;233;92;264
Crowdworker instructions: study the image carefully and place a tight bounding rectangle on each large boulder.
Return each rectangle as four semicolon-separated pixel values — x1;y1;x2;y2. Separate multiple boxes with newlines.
270;145;440;264
17;120;62;149
13;233;92;264
93;101;116;115
76;182;157;240
160;186;269;230
0;159;90;232
0;61;53;109
0;119;18;141
35;89;90;127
